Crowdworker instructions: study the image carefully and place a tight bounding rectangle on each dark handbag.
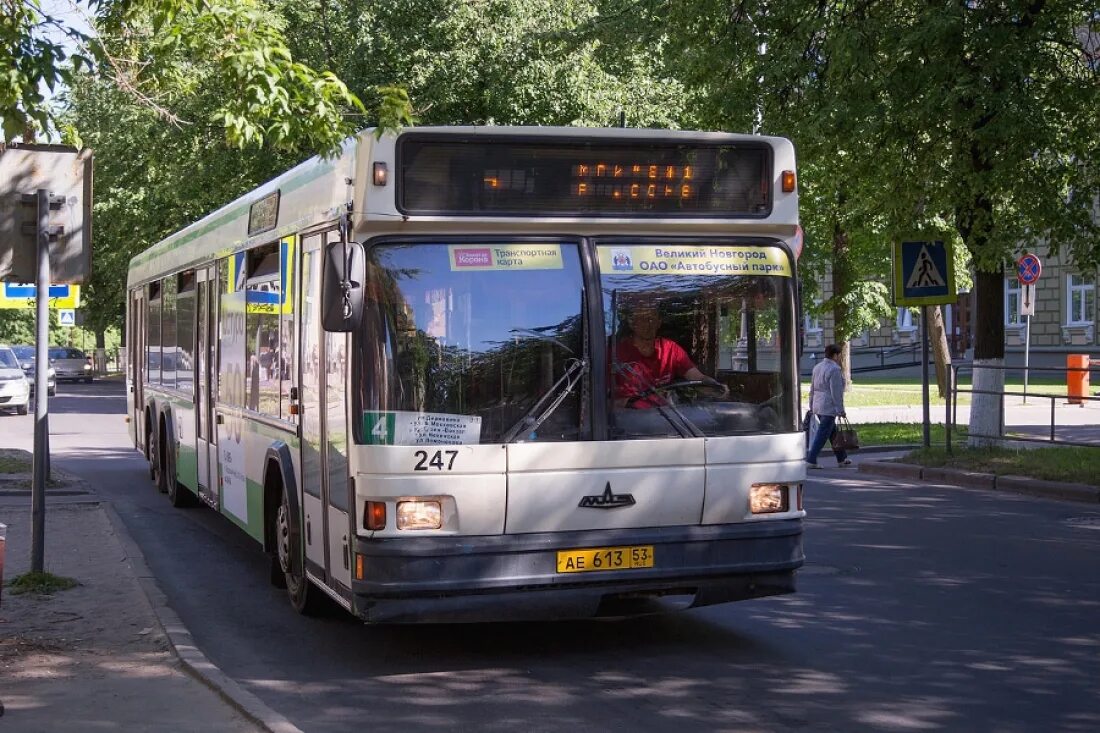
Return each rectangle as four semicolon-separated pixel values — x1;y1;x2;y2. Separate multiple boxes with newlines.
830;416;860;451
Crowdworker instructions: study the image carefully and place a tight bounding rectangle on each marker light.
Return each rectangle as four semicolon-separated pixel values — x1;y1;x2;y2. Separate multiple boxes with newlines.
750;484;790;514
364;501;386;530
372;161;388;186
781;170;796;193
397;500;442;530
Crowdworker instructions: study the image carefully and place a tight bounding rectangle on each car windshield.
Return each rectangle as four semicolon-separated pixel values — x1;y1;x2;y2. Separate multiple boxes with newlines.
49;347;85;360
600;242;798;439
0;349;19;369
11;346;34;360
358;242;585;445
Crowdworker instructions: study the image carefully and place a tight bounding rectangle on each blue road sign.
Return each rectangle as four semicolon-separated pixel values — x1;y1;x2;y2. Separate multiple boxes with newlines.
5;283;72;299
1017;253;1042;285
893;239;956;306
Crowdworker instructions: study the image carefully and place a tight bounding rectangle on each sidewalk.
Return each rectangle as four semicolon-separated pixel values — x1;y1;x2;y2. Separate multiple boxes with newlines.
0;480;280;732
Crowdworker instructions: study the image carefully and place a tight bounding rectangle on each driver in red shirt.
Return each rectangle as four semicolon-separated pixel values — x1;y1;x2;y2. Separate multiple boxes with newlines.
614;306;728;408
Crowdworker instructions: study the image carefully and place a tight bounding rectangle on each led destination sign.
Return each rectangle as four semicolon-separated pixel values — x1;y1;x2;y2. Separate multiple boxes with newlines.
398;136;772;217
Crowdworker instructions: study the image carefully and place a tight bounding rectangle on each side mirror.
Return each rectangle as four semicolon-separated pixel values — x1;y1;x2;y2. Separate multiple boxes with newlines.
321;240;366;332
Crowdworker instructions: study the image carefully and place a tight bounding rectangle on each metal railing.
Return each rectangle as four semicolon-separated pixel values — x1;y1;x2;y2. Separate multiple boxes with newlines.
947;362;1099;452
849;343;922;373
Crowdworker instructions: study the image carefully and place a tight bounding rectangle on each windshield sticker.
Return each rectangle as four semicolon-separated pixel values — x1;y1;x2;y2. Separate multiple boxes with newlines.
449;244;564;271
363;410;482;446
599;246;791;277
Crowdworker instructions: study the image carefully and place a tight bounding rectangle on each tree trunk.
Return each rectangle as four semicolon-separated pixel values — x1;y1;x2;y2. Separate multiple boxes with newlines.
929;306;951;398
968;268;1006;447
95;329;107;374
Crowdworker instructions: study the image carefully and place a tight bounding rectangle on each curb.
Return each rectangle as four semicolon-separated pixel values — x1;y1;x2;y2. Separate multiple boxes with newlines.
101;501;304;733
858;460;1100;503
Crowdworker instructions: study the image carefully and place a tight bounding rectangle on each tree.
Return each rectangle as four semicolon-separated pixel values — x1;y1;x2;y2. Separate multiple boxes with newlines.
863;1;1100;443
274;0;686;129
3;0;376;153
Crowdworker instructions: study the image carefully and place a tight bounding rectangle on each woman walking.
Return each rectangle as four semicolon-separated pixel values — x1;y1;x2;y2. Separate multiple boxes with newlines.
806;344;851;468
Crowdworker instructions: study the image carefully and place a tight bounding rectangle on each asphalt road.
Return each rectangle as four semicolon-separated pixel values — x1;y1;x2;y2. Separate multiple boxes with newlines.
4;380;1099;732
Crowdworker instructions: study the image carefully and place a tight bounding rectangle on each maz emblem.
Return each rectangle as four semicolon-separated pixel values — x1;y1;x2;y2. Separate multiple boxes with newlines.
579;482;636;509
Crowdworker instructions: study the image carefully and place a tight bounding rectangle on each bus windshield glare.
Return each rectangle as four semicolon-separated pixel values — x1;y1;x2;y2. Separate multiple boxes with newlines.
357;241;796;445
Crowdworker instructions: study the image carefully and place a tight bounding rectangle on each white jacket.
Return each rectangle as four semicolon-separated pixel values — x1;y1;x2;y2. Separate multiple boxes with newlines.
810;358;845;417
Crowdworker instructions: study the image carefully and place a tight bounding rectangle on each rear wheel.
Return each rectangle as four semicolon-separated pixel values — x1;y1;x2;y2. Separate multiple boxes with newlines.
153;422;167;493
276;487;323;615
165;446;196;508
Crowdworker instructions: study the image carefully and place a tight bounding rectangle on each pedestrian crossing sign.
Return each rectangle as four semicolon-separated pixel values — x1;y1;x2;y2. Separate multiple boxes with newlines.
58;309;76;327
893;239;956;306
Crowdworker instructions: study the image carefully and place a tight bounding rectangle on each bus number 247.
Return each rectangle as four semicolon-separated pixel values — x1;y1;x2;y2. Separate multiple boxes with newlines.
413;450;458;471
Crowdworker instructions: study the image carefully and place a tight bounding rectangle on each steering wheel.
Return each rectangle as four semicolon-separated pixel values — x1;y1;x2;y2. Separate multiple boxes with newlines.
625;379;710;408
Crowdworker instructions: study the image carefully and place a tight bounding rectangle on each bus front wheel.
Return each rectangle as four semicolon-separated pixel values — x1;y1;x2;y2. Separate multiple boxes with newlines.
276;488;322;615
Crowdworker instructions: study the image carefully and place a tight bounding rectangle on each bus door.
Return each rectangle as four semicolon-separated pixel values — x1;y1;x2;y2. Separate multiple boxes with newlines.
129;289;145;447
195;266;218;505
298;231;352;590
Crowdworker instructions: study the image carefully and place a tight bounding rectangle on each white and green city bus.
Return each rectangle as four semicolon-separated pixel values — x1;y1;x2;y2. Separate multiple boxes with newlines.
126;126;806;622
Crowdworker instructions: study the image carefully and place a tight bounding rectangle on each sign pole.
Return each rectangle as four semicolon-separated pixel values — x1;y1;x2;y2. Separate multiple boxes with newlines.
1024;313;1031;406
1016;255;1042;406
31;189;51;574
921;305;931;448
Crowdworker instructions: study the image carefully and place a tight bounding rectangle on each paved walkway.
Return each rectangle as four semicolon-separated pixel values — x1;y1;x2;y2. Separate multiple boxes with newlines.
0;473;284;732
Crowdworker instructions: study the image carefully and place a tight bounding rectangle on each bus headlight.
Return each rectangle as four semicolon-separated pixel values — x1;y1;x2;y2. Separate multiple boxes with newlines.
750;484;790;514
397;500;442;530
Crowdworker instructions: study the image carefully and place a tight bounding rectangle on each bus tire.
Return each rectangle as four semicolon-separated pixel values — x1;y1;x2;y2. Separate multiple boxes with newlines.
155;416;169;494
276;486;322;615
147;413;160;485
166;448;196;509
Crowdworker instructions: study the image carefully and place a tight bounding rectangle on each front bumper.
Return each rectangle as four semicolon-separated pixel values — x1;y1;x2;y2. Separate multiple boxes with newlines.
352;520;803;623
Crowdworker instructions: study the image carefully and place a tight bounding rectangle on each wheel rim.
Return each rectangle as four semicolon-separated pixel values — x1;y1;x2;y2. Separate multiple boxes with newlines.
277;498;298;592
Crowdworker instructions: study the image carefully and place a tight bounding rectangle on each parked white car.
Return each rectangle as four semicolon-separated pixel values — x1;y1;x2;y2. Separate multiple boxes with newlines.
11;345;57;396
0;345;31;415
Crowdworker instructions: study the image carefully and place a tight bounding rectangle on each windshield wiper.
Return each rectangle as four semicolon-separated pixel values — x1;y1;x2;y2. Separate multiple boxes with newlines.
501;358;587;443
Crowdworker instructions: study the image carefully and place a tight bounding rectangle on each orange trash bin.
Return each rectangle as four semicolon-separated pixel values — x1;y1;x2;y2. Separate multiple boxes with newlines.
1067;354;1090;405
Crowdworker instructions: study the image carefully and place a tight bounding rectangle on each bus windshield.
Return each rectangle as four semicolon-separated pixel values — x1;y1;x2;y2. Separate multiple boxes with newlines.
601;243;797;439
359;242;586;445
357;240;797;445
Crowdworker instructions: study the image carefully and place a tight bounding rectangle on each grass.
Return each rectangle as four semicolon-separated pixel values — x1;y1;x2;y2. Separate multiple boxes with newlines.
854;422;968;446
903;445;1100;486
0;450;32;474
803;382;964;408
803;373;1096;410
7;571;78;595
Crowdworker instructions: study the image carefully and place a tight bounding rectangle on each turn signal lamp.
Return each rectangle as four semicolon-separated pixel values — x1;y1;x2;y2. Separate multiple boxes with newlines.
781;170;796;193
397;500;442;530
750;483;790;514
364;501;386;530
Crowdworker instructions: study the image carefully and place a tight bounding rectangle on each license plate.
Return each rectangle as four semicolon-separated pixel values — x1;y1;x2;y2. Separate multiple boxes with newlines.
556;545;655;574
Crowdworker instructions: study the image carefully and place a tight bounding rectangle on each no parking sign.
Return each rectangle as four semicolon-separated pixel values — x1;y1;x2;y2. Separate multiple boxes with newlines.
1017;253;1042;285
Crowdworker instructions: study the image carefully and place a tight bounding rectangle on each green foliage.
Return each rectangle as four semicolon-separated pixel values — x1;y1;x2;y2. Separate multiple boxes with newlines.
0;0;91;139
275;0;686;128
0;310;35;344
